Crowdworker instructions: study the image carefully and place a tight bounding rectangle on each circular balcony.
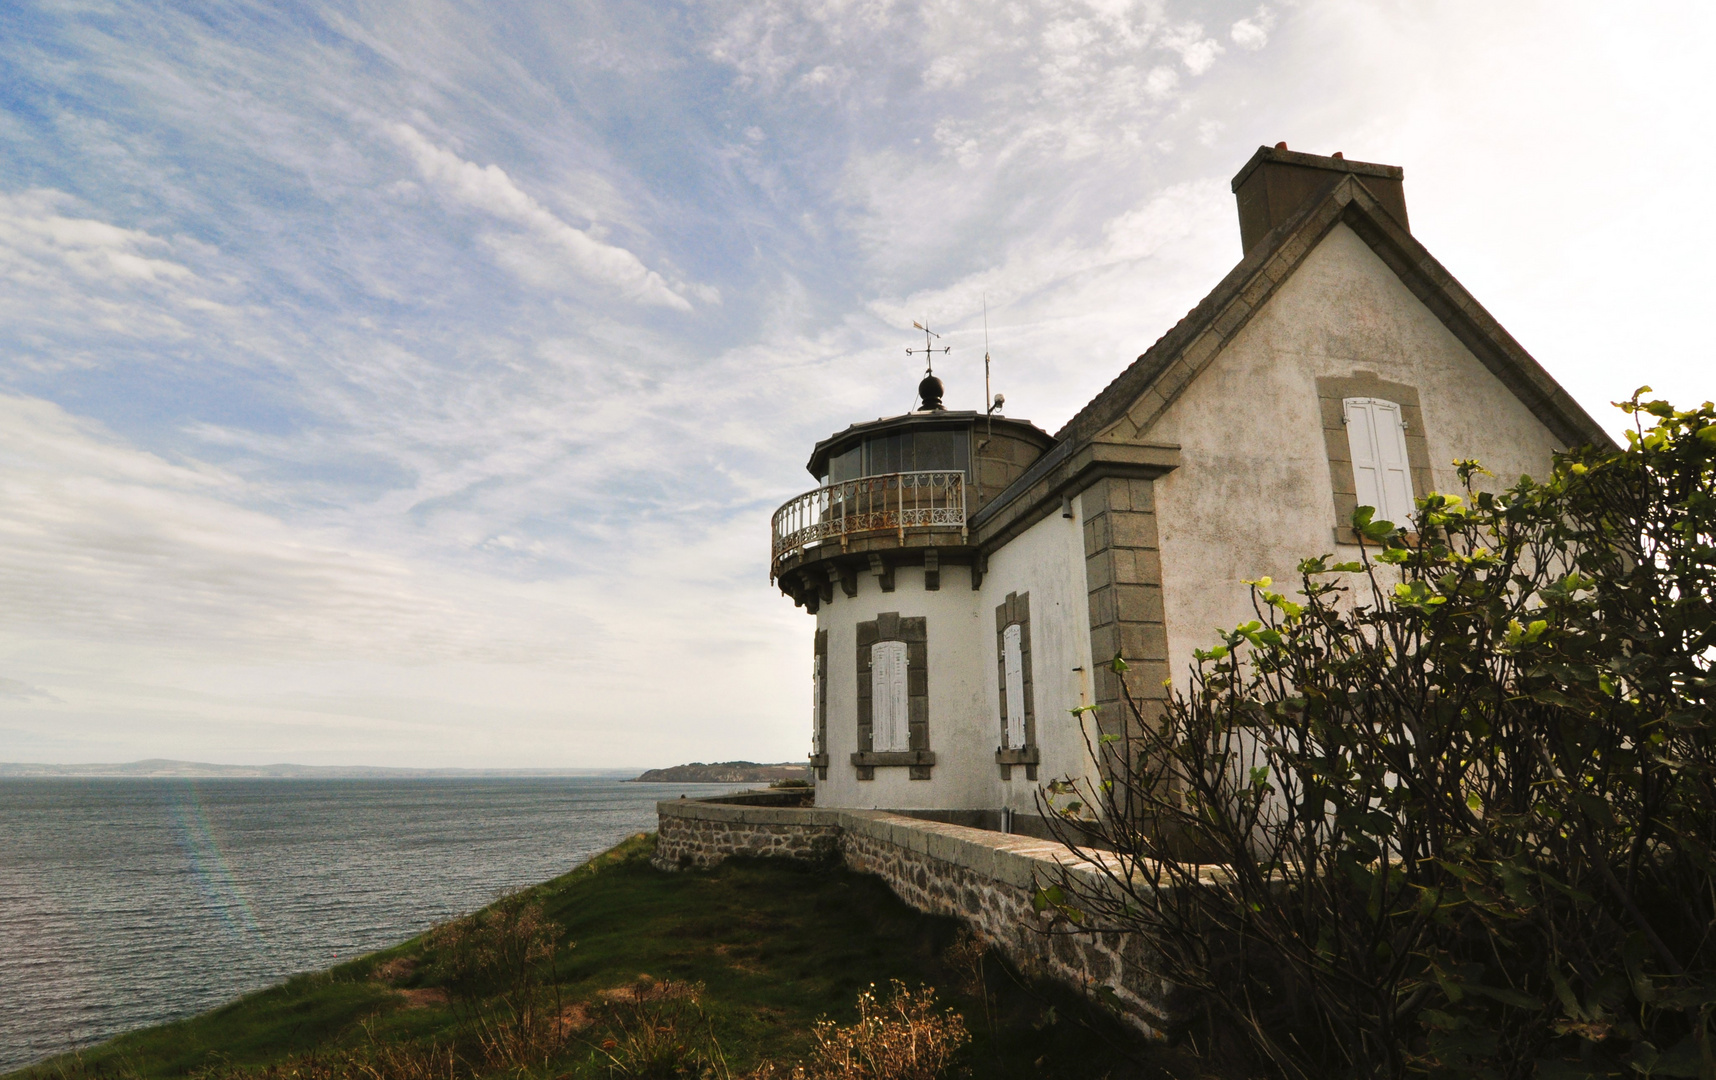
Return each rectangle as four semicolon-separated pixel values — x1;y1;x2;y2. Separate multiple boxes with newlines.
770;470;967;582
772;409;1053;609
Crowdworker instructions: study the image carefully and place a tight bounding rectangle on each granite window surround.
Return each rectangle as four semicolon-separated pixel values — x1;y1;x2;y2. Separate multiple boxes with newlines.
810;629;829;779
854;612;933;780
1316;373;1433;544
995;591;1039;780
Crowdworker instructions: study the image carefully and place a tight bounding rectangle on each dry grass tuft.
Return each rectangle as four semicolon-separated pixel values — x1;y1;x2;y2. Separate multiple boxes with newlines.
584;977;725;1078
181;1028;465;1080
392;987;449;1010
783;981;969;1080
422;896;570;1068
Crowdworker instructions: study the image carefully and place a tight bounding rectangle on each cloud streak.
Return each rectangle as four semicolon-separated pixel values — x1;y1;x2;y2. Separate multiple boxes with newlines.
0;0;1710;767
390;124;701;310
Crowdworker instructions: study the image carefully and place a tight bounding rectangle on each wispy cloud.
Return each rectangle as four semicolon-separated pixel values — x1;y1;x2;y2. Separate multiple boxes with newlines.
389;124;704;310
0;0;1709;766
0;189;226;357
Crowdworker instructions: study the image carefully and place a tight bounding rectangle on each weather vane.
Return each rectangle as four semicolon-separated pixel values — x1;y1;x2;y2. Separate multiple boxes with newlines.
907;320;950;376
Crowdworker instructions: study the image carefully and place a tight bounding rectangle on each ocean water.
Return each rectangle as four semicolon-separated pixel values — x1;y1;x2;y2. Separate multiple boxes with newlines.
0;776;751;1071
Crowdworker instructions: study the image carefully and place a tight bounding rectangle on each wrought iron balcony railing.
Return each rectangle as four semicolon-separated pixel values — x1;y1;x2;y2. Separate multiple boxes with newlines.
771;470;967;580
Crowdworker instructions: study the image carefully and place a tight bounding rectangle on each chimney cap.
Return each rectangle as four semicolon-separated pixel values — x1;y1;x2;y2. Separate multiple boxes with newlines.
1230;145;1402;193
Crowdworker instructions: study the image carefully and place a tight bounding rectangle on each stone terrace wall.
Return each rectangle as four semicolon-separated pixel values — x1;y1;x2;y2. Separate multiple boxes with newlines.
654;796;841;870
653;795;1167;1036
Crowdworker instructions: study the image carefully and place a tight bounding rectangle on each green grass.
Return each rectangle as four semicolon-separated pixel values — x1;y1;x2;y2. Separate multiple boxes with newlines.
12;834;1198;1079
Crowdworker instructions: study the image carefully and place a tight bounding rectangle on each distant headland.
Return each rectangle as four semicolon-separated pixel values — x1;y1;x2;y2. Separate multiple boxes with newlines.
0;759;636;779
629;761;811;784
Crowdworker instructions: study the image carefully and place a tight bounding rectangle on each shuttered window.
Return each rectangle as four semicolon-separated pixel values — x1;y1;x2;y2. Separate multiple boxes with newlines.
811;653;825;756
871;640;910;752
1343;397;1416;526
1002;624;1027;749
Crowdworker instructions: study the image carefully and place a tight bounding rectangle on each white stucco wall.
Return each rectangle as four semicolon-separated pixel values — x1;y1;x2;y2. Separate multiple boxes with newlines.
813;504;1096;812
1143;221;1568;692
816;564;987;810
978;504;1101;811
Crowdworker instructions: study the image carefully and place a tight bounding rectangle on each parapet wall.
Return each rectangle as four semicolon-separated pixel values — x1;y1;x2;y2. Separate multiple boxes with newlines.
654;795;841;869
654;794;1167;1036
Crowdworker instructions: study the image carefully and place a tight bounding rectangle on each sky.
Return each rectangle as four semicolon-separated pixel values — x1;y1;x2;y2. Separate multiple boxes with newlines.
0;0;1710;769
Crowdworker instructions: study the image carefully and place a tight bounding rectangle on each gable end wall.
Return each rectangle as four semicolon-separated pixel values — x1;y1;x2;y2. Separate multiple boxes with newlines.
1128;221;1568;693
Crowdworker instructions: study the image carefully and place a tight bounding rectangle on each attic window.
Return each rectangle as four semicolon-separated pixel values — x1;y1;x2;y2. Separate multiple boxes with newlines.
1342;397;1416;526
1316;376;1433;542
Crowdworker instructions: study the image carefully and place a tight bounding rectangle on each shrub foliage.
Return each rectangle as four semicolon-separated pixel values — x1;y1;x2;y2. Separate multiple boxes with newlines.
1039;391;1715;1079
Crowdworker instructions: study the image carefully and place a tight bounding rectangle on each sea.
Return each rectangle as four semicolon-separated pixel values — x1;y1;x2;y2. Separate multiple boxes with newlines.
0;776;752;1071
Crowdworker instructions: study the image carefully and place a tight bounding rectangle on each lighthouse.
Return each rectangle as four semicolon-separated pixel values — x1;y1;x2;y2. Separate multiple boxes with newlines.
767;146;1608;823
771;342;1076;814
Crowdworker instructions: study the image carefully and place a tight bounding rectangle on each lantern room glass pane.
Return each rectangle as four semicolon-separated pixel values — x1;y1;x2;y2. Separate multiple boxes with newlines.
913;429;969;473
828;445;862;484
866;433;901;475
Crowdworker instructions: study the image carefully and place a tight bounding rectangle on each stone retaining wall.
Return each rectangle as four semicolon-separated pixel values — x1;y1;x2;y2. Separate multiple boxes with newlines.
654;797;842;869
653;794;1167;1036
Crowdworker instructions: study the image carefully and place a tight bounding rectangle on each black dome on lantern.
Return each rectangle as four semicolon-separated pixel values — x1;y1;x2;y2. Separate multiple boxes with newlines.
917;373;945;411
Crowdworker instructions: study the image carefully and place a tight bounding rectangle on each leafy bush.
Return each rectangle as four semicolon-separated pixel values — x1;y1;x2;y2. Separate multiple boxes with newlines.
1039;391;1715;1079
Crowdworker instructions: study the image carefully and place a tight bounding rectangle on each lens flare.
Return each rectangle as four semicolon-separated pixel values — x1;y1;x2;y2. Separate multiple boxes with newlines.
166;783;267;949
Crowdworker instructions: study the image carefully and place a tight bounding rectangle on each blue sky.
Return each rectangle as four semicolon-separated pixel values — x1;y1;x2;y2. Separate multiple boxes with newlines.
0;0;1710;768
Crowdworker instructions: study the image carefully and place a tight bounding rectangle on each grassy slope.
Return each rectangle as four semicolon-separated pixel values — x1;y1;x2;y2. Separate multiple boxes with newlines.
13;834;1195;1079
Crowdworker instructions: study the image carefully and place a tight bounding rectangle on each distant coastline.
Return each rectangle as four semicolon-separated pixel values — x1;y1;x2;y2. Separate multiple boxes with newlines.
628;761;811;784
0;759;637;779
0;758;814;783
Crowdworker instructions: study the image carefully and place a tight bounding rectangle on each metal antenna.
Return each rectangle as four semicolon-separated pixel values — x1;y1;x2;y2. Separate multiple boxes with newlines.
907;319;950;375
983;297;995;444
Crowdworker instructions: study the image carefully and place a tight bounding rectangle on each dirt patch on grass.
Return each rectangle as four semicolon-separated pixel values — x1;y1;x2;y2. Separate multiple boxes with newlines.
371;957;416;985
393;986;449;1009
557;1002;595;1034
596;975;699;1004
711;943;768;975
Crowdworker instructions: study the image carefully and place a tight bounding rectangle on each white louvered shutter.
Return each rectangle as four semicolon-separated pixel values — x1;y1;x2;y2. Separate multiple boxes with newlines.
1003;623;1027;749
871;640;910;752
1373;400;1415;524
811;654;824;755
1344;398;1416;526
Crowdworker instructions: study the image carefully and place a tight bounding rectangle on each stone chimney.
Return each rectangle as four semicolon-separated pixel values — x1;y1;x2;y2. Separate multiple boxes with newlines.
1230;144;1408;254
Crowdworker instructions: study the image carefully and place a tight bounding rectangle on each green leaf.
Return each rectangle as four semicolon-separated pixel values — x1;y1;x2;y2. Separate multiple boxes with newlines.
1547;966;1585;1021
1459;982;1542;1009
